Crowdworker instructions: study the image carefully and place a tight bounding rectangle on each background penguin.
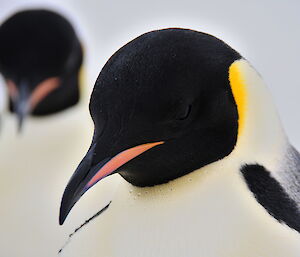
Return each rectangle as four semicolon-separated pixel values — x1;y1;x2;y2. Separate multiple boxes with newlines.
59;28;300;257
0;9;83;130
0;9;119;257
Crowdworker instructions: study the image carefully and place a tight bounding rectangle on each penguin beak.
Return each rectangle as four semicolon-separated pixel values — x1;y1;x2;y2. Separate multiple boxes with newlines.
59;141;164;225
15;95;29;132
7;77;60;131
7;80;30;131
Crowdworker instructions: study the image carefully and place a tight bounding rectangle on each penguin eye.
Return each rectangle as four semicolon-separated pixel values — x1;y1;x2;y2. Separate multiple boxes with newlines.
176;104;192;120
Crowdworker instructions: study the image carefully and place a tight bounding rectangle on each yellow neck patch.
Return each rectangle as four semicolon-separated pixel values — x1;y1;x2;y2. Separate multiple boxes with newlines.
79;65;86;96
229;61;247;137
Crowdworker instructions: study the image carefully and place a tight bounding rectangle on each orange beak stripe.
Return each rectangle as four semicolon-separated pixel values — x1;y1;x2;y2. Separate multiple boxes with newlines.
6;77;61;111
30;77;61;110
85;141;164;189
7;80;18;100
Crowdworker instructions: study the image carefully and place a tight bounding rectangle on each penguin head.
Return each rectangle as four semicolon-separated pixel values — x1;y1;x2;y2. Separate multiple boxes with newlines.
0;9;83;130
60;28;242;224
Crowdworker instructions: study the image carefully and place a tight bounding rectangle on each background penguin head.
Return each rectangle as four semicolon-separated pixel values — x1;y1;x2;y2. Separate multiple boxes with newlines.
60;28;242;224
0;9;83;130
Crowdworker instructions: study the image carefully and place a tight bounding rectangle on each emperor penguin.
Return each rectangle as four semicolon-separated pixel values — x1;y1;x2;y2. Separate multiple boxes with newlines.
59;28;300;257
0;9;118;257
0;9;83;130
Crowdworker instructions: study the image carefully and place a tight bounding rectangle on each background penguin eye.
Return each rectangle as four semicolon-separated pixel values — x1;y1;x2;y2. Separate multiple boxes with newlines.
176;104;192;120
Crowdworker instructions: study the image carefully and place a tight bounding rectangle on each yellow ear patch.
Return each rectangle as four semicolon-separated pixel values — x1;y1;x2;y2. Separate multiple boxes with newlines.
78;44;88;100
229;61;247;137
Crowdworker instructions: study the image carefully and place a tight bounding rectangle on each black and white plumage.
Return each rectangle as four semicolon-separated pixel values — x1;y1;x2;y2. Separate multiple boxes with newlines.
59;28;300;257
0;9;83;130
0;9;116;257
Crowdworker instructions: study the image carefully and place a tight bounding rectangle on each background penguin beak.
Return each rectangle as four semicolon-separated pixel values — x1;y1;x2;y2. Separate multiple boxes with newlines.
15;99;29;132
59;141;164;225
7;80;30;132
7;77;61;132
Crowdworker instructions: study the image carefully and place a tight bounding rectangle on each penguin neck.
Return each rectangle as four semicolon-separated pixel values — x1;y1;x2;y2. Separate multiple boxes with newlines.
228;59;287;170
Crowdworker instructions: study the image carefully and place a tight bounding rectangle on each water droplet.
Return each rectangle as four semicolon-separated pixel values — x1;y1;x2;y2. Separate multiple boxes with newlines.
170;188;173;191
129;189;133;193
188;178;192;182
